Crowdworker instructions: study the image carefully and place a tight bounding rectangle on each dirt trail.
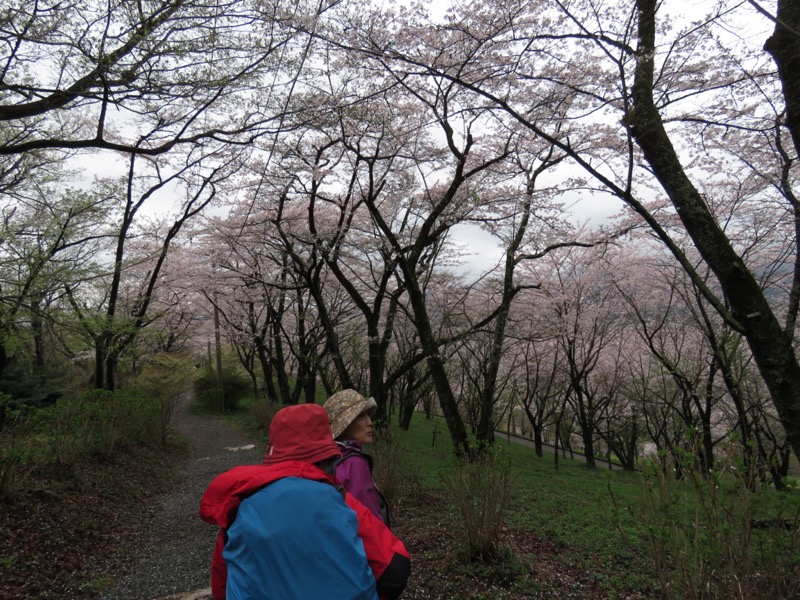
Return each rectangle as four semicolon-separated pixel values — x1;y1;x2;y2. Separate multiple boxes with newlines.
99;395;263;600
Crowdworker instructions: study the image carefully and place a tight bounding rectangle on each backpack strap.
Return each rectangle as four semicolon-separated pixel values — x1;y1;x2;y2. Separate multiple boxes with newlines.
334;444;374;472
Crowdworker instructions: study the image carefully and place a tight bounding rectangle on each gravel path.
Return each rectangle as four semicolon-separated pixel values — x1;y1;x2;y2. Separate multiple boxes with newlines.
99;395;263;600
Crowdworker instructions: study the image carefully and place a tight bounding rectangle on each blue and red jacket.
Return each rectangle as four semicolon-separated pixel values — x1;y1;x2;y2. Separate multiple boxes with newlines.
199;460;410;600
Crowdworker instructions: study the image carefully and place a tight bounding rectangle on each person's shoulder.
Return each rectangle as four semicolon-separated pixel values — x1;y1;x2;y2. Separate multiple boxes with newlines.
336;448;369;469
271;476;337;492
256;477;350;511
337;440;367;456
206;464;275;491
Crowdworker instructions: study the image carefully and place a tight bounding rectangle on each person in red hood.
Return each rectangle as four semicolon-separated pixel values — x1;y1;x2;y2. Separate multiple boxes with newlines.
199;403;411;600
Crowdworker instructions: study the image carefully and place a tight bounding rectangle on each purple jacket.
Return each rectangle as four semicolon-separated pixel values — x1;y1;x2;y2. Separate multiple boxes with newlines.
335;441;389;526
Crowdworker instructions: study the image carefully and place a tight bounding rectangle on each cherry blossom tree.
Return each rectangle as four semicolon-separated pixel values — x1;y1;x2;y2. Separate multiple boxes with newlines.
0;0;329;158
63;148;243;390
223;50;522;451
326;0;800;461
507;333;567;459
534;244;630;467
0;0;343;394
199;191;335;405
614;256;726;473
614;235;793;481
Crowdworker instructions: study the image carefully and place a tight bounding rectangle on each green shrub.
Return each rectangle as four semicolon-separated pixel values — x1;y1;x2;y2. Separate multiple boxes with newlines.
611;446;800;599
194;369;250;412
442;447;515;561
461;546;527;588
1;389;164;498
0;359;68;406
133;353;197;444
0;395;39;500
371;428;417;503
252;398;281;430
43;390;162;463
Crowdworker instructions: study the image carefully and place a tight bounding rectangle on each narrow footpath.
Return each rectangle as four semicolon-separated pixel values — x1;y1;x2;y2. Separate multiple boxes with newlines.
99;395;262;600
499;431;627;470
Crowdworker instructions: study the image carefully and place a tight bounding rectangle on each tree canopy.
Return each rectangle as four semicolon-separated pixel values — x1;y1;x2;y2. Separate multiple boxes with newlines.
1;0;798;474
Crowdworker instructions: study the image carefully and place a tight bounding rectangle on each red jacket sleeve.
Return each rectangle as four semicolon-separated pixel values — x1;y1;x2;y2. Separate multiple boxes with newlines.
211;530;227;600
345;492;410;600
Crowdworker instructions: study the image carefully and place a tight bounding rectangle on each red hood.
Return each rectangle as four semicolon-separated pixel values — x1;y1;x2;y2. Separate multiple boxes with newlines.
199;460;339;528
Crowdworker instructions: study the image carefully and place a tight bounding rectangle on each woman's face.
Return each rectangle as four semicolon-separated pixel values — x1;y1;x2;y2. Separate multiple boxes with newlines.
341;412;373;444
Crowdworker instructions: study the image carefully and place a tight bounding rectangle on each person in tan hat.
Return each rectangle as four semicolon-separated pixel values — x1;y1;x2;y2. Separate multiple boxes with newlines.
324;389;390;525
199;403;410;599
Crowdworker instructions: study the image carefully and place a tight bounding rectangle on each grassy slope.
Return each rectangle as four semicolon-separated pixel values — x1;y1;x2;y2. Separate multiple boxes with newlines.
386;413;655;599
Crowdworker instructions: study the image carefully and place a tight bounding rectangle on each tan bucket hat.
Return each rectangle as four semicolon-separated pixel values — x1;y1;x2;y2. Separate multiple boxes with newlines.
324;389;377;439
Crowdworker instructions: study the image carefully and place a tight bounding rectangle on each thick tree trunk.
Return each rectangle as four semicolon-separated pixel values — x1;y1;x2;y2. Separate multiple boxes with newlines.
476;260;512;447
94;335;107;389
630;0;800;463
403;272;470;456
367;324;388;422
310;286;353;391
764;0;800;161
399;399;415;430
214;302;224;410
250;305;277;403
533;423;544;458
31;303;45;368
255;337;277;402
524;406;545;458
0;342;7;382
576;395;596;468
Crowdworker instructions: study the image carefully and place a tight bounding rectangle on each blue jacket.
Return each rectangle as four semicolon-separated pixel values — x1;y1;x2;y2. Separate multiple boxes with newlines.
222;476;378;600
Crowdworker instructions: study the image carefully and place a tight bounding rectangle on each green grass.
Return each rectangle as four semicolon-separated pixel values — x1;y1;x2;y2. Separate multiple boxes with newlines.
394;413;655;596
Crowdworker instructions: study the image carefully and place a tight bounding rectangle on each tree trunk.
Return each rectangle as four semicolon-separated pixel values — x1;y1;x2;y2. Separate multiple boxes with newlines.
630;0;800;463
251;307;277;402
554;415;561;470
31;297;45;368
403;270;470;456
94;335;107;390
214;301;224;410
577;398;596;468
764;0;800;160
399;395;415;431
270;317;291;404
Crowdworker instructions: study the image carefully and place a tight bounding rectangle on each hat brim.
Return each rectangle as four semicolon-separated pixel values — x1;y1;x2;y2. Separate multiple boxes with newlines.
363;397;377;417
262;444;340;466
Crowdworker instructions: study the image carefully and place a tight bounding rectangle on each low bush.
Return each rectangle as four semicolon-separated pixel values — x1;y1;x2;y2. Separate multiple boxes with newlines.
442;447;515;561
133;353;198;444
0;389;164;499
0;395;37;500
252;397;281;430
610;445;800;599
371;427;417;503
194;369;250;412
46;390;162;463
